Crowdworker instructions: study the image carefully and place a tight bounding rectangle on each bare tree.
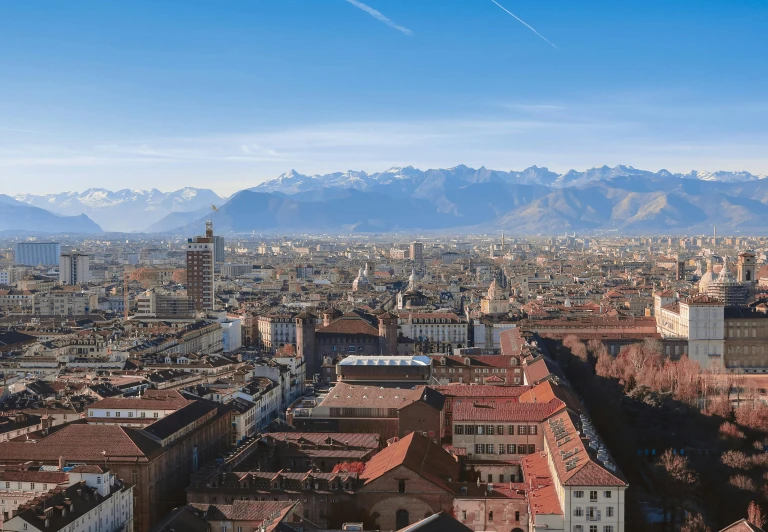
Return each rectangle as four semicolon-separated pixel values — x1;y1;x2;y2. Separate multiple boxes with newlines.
681;513;710;532
749;501;767;528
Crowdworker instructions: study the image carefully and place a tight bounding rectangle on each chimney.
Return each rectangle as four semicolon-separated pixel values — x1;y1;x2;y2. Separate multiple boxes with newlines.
58;456;65;469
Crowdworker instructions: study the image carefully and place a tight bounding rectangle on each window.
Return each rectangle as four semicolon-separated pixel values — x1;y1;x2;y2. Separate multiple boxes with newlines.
507;444;516;454
30;483;34;490
515;510;520;521
604;490;612;498
573;527;583;532
497;424;504;435
487;474;492;482
498;445;505;455
486;425;494;435
508;425;515;435
398;480;406;493
604;527;614;532
518;424;527;435
499;474;504;482
488;511;493;521
574;507;583;517
529;425;537;435
465;425;475;435
590;527;598;532
475;444;485;454
590;490;598;501
487;444;494;454
462;510;467;520
606;507;614;517
574;490;584;498
115;411;121;417
477;425;484;435
454;425;464;435
528;444;536;454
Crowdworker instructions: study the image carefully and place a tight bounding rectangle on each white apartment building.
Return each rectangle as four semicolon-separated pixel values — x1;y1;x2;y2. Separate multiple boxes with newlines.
523;411;628;532
654;291;725;368
86;394;190;426
59;252;91;285
256;314;296;351
3;467;134;532
398;312;469;346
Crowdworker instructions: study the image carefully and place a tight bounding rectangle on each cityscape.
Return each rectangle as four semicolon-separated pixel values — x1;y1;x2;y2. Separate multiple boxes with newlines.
2;1;768;532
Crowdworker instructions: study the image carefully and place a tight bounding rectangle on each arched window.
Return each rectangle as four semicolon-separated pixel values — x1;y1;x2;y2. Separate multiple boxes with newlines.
396;509;409;529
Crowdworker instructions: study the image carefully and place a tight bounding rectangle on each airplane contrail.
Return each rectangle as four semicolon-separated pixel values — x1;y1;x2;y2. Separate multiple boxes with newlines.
489;0;559;50
344;0;414;36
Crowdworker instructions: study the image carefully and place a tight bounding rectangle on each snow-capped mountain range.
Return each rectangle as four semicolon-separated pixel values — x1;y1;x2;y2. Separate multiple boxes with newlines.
15;187;225;232
9;165;768;234
251;164;768;194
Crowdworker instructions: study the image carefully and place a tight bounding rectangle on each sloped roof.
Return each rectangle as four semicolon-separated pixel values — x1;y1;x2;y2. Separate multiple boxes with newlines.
520;380;585;414
397;512;473;532
360;432;458;491
720;519;765;532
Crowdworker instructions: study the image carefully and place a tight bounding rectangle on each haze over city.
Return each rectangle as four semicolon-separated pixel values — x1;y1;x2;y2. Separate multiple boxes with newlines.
1;3;768;532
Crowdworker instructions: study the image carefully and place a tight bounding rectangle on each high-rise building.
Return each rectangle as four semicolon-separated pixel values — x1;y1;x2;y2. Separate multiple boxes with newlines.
213;235;225;263
15;242;60;266
409;241;424;265
186;221;215;311
59;252;91;285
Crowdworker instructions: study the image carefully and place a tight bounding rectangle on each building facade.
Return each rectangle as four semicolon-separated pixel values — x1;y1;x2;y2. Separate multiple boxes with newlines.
186;221;215;311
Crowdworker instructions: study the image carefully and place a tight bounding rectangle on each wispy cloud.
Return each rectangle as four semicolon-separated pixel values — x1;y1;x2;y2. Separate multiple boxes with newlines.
489;0;558;50
344;0;413;36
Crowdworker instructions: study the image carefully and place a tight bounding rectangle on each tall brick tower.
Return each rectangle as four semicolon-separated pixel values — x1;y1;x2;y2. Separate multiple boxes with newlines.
378;311;398;355
296;311;318;377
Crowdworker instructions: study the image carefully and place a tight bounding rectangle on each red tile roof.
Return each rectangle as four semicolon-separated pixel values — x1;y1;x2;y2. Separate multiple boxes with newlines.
520;381;585;414
521;451;562;517
542;411;627;487
0;424;162;463
719;519;765;532
0;470;68;483
88;396;191;411
452;400;563;422
361;432;459;491
316;315;379;336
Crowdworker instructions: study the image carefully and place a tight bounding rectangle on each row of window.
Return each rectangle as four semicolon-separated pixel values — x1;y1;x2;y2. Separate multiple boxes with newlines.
573;526;614;532
574;490;613;500
573;505;615;518
474;443;536;455
455;424;538;436
90;410;159;418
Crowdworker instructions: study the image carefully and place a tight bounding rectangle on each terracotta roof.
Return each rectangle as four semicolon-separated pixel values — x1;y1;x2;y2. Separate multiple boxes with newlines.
521;451;562;517
719;519;765;532
520;381;585;413
0;470;68;483
0;424;163;463
452;400;563;422
524;358;558;385
88;396;191;411
316;314;379;336
318;382;444;410
360;432;459;491
189;500;295;522
542;411;627;487
499;328;526;356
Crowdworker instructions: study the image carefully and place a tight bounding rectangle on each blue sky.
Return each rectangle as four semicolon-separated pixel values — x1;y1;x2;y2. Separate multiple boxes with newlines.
1;0;767;195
